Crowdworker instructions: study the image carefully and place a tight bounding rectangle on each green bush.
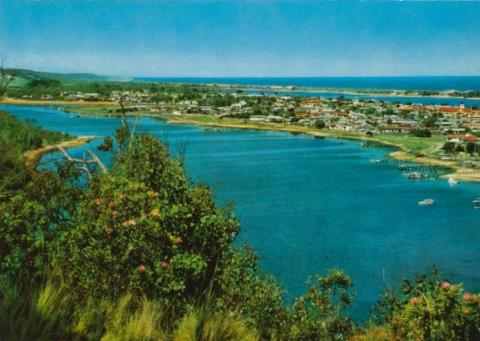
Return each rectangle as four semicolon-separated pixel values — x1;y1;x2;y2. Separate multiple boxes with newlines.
55;136;239;312
373;271;480;340
410;129;432;138
442;141;456;153
285;269;355;340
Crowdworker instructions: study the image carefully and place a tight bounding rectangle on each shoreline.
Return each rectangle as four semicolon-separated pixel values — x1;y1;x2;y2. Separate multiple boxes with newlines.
24;136;96;172
1;98;115;106
4;100;479;183
214;85;480;100
2;85;480;110
158;114;480;183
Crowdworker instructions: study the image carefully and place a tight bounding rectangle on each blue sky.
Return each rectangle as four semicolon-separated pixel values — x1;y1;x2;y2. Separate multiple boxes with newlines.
1;0;479;77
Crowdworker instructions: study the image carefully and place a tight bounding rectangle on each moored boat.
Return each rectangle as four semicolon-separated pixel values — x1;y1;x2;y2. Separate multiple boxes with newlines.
448;178;459;186
408;172;422;180
419;199;435;206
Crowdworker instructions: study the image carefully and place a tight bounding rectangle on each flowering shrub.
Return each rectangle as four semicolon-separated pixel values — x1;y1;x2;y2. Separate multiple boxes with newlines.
55;136;239;310
373;271;480;340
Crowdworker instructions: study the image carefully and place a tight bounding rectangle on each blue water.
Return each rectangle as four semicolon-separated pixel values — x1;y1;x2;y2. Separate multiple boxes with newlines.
135;76;480;91
222;89;480;108
3;104;480;320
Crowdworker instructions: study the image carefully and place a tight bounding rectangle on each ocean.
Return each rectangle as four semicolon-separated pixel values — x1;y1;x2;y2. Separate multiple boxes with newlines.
135;76;480;91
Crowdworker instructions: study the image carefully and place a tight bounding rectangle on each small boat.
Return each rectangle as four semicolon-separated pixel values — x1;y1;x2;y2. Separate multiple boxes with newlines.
418;199;435;206
448;178;459;186
408;172;422;180
474;198;480;209
370;159;382;164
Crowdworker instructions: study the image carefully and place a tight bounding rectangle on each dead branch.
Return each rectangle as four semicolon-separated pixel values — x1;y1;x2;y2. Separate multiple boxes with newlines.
57;146;108;178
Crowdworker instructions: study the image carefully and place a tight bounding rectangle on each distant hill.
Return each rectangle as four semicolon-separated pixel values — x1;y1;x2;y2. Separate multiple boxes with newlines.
6;69;128;87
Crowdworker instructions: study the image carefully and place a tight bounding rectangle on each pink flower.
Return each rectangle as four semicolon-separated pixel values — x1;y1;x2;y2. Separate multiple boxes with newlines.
410;296;420;305
112;210;119;217
171;236;182;245
463;292;472;301
160;260;169;269
137;264;146;273
123;219;136;226
441;281;451;289
118;194;125;200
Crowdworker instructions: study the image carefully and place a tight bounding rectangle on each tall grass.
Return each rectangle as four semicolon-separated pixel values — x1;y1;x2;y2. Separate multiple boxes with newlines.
0;280;258;340
100;295;167;341
173;307;259;341
0;279;72;340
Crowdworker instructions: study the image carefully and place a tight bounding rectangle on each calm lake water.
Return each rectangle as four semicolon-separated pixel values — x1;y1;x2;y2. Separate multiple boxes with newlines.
3;104;480;319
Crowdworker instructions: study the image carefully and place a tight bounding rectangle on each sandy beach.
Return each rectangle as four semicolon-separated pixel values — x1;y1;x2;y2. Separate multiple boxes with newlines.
1;97;115;107
24;136;96;172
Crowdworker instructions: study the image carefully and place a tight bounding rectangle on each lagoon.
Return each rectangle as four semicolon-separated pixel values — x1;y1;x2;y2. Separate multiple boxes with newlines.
2;104;480;319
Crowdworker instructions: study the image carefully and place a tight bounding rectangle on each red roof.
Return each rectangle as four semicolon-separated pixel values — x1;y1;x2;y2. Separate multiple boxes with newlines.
301;99;323;105
438;106;461;113
447;134;478;142
464;134;478;142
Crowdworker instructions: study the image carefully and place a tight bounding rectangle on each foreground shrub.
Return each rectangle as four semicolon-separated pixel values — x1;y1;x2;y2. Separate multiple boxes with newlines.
0;166;81;285
214;246;288;338
373;271;480;340
285;269;355;340
55;136;239;314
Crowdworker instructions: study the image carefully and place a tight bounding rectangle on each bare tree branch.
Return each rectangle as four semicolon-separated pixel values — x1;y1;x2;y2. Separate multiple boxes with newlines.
85;150;108;174
57;146;108;178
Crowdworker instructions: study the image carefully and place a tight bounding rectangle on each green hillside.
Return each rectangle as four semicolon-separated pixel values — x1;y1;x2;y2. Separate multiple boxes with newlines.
7;68;126;87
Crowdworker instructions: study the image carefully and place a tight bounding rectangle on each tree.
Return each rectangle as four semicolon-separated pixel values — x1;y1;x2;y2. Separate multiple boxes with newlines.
443;142;456;153
411;129;432;138
466;142;475;154
0;59;17;97
314;119;326;129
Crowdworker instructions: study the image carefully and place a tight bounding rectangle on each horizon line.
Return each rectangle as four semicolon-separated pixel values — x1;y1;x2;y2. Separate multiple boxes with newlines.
11;68;480;79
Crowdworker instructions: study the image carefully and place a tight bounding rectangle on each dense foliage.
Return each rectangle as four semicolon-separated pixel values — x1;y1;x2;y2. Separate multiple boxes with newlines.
0;112;71;196
0;111;70;152
1;111;479;340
